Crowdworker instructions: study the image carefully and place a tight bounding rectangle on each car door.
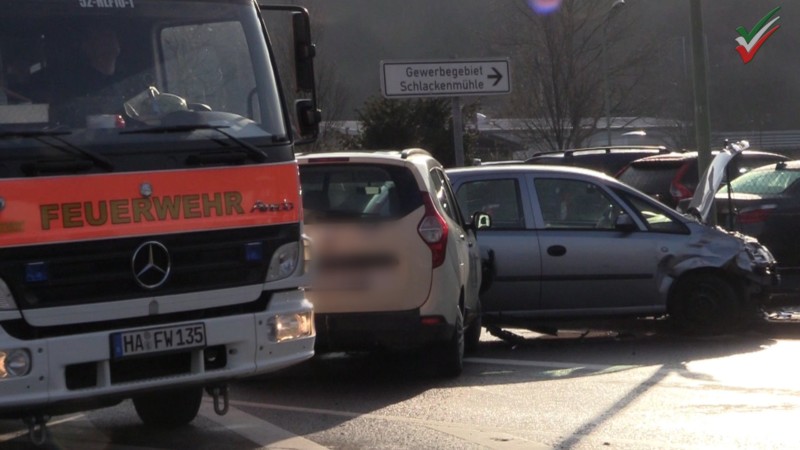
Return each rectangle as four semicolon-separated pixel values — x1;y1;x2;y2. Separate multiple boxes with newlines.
453;174;542;314
530;175;664;314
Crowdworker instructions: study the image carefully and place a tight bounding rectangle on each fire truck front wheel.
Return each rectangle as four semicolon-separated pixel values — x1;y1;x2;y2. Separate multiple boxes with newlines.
132;386;203;428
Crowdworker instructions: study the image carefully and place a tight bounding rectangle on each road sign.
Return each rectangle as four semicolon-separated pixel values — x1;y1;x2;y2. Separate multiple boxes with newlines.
380;59;511;98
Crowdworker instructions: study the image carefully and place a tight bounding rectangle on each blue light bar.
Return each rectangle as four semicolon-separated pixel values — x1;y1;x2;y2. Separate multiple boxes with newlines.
25;262;48;283
245;242;264;262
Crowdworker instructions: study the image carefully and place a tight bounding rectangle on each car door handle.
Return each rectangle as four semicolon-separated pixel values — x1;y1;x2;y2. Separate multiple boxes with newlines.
459;234;466;240
547;245;567;257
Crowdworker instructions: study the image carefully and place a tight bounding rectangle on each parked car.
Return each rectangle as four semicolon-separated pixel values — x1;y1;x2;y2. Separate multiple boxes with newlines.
524;145;673;175
297;149;485;376
713;160;800;269
617;149;788;208
446;142;777;335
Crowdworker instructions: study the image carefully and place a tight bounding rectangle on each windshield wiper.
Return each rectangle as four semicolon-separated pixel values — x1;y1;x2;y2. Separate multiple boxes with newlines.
0;129;114;172
120;124;268;163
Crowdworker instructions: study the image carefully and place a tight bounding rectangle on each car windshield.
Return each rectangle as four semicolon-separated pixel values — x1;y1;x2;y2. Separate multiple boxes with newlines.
726;167;800;195
0;0;289;175
617;188;688;233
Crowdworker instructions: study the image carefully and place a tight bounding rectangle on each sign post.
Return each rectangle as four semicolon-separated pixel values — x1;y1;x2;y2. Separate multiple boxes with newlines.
380;59;511;166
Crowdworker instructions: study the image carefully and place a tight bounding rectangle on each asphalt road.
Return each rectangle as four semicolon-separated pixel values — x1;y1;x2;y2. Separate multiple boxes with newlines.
3;319;800;450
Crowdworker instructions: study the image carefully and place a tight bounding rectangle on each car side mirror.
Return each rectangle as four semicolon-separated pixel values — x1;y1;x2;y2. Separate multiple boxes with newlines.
470;211;492;230
614;214;638;232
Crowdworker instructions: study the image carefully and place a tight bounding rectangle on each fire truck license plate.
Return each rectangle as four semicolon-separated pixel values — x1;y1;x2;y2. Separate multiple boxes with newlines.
111;323;206;359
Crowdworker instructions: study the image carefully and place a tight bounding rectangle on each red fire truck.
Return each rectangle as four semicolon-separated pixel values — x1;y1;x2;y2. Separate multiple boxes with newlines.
0;0;319;442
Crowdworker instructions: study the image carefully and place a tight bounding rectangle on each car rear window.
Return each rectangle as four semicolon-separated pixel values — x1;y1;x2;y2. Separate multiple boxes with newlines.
618;163;682;194
579;151;666;174
299;163;422;223
527;149;667;175
728;168;800;195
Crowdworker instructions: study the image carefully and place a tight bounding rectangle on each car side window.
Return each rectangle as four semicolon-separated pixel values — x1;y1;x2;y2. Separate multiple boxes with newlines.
534;178;623;230
455;178;524;229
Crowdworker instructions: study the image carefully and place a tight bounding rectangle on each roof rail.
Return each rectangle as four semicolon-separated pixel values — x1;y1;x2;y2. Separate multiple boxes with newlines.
528;145;670;158
400;148;432;159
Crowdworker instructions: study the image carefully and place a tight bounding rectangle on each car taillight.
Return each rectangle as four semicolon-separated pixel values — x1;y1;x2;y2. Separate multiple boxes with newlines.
669;163;693;202
736;205;776;225
418;194;448;268
420;316;445;326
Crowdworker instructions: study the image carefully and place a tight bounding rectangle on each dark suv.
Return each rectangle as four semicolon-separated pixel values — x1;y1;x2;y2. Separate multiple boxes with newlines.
617;150;789;208
524;145;673;175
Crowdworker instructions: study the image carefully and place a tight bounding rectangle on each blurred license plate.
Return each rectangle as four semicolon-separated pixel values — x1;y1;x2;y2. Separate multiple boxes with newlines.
111;323;206;359
313;273;368;291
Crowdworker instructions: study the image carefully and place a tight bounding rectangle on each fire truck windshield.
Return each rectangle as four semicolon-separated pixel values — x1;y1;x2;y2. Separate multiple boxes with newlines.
0;0;291;173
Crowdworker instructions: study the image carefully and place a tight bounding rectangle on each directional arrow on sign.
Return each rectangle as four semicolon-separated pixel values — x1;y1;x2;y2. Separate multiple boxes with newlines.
487;67;503;87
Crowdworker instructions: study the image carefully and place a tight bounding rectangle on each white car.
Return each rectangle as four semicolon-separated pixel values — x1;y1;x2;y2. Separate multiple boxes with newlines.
298;149;485;376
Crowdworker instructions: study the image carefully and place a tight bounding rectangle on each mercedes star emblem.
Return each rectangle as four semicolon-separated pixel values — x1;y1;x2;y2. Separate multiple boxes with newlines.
132;241;171;289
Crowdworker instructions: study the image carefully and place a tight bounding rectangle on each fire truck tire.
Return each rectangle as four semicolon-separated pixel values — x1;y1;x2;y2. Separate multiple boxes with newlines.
133;386;203;428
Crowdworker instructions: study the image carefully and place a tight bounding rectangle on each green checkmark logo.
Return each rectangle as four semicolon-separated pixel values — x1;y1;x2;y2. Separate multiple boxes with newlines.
736;6;781;41
735;6;781;64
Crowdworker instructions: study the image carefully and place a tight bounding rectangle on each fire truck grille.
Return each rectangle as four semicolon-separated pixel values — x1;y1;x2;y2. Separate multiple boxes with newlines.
2;223;299;309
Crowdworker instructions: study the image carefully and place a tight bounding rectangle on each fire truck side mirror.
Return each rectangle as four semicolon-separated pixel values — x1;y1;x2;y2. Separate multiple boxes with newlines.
292;11;316;92
295;99;321;140
260;4;320;144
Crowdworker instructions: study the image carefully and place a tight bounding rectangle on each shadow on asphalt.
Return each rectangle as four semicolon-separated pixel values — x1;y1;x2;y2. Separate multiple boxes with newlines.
228;314;800;444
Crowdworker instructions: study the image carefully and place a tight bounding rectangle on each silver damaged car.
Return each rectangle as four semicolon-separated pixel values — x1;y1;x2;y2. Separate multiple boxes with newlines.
447;141;777;335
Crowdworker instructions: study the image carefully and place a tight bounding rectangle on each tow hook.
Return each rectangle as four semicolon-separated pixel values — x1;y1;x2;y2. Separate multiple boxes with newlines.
206;384;229;416
23;414;49;446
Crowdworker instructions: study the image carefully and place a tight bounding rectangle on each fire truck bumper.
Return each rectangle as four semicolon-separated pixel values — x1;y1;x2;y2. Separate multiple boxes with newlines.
0;289;314;418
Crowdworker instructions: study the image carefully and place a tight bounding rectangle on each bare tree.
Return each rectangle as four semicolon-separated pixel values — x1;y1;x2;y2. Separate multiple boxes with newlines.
490;0;661;152
302;19;353;152
262;4;352;152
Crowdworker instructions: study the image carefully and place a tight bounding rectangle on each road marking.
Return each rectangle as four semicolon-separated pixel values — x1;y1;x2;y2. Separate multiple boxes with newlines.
227;399;547;449
465;356;639;372
423;422;550;450
0;413;90;442
199;401;326;450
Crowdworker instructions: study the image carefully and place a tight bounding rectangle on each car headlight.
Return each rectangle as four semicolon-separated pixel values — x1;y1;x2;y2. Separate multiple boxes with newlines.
266;242;300;282
0;349;31;379
0;279;17;311
266;311;314;342
745;242;775;266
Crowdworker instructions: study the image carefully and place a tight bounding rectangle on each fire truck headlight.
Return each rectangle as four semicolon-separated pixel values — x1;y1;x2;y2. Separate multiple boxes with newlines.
266;242;299;282
266;311;314;342
0;349;31;379
0;279;18;311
